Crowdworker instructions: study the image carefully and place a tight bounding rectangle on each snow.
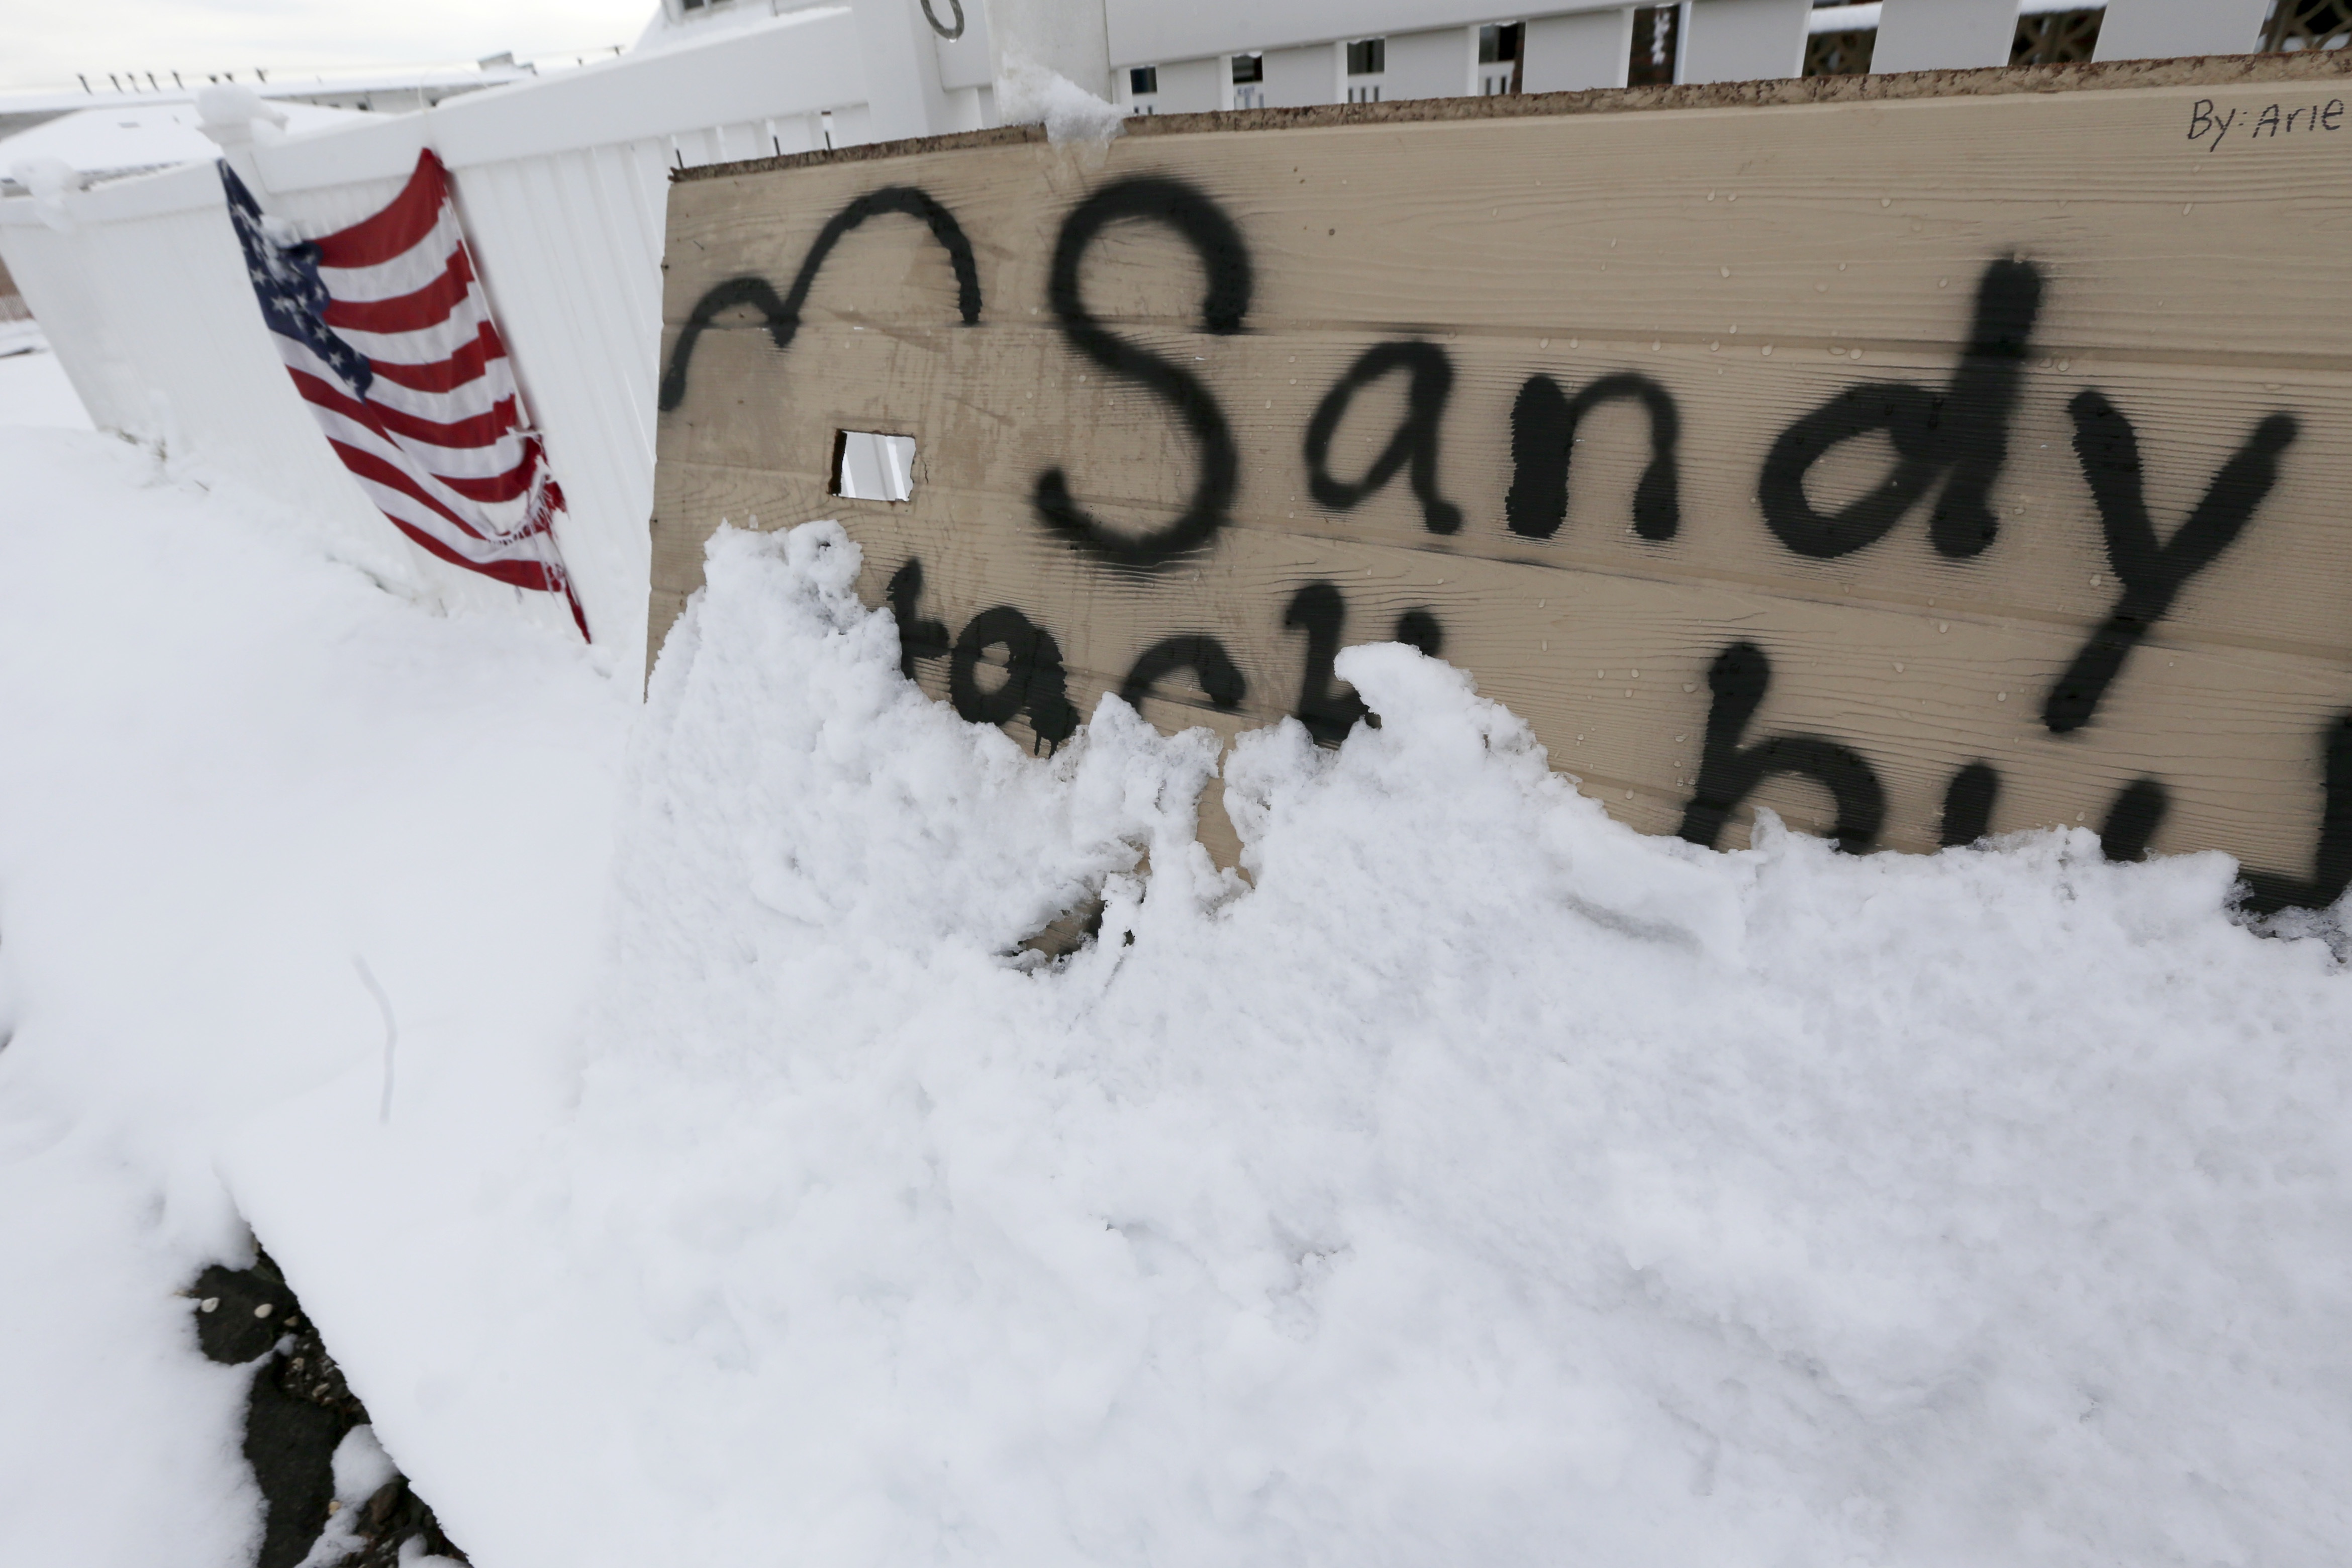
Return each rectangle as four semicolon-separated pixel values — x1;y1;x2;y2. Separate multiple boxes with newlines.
330;1424;397;1507
0;372;2348;1567
995;58;1127;143
0;421;625;1564
991;0;1125;143
0;99;364;180
0;331;91;429
292;1426;403;1568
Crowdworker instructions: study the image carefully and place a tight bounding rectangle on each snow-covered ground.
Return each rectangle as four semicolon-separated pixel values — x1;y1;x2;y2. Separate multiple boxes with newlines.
0;357;2348;1567
0;381;625;1562
0;330;94;429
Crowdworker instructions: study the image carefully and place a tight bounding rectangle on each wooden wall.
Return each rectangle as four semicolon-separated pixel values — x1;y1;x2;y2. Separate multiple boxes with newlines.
652;56;2352;907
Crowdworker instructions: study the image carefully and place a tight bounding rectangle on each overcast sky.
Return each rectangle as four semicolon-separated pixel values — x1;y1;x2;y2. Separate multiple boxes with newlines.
4;1;660;93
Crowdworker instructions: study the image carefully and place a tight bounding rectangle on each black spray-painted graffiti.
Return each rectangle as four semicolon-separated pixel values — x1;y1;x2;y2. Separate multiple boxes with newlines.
1121;635;1247;714
2043;391;2296;734
952;606;1080;746
1305;341;1464;537
1677;641;1884;855
1758;259;2039;561
893;559;1082;744
1034;177;1253;569
658;186;981;413
662;176;2352;909
2241;717;2352;913
1283;581;1444;743
1507;372;1681;542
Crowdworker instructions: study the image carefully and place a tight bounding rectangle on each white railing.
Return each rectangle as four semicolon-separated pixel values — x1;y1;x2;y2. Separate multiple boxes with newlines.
0;0;978;660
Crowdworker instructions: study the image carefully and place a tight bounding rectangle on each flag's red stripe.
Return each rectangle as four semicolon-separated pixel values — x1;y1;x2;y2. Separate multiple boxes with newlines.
322;245;475;334
276;148;593;642
436;445;540;504
327;439;492;541
289;366;523;455
299;383;539;503
286;368;398;456
373;392;518;454
386;504;587;637
365;323;506;393
311;150;450;269
381;512;562;591
327;423;545;526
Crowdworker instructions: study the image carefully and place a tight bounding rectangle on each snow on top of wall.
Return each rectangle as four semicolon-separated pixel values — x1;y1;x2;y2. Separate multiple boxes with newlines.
0;99;364;181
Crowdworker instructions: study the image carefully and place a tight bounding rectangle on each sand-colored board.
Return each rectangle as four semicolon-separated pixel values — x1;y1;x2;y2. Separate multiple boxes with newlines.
652;53;2352;904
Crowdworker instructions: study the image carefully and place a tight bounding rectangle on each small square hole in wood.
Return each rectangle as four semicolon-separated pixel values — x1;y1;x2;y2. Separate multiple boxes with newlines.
832;430;917;502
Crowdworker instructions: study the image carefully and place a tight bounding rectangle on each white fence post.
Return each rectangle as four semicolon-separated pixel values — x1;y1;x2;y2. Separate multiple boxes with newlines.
2096;0;2271;60
1384;27;1476;102
1524;10;1636;94
1681;0;1811;83
1872;0;2019;72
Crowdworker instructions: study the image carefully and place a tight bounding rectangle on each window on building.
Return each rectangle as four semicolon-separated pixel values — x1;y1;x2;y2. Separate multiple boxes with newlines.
1628;5;1680;86
1480;21;1524;93
1130;65;1158;95
1230;53;1265;108
1346;38;1386;76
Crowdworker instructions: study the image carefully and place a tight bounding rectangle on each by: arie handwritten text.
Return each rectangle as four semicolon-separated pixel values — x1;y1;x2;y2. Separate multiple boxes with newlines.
2189;96;2345;149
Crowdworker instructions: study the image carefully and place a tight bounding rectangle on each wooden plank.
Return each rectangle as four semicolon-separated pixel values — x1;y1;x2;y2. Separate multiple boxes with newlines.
651;58;2352;905
663;82;2352;364
659;323;2352;663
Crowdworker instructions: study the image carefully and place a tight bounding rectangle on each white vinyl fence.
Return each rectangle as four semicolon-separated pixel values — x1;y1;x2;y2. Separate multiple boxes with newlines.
0;0;979;659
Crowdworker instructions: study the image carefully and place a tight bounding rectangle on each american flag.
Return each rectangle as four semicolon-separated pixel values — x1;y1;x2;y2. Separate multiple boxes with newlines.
222;151;587;638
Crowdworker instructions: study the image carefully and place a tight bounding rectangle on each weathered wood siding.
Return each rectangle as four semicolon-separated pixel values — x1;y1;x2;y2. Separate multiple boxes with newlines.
653;58;2352;904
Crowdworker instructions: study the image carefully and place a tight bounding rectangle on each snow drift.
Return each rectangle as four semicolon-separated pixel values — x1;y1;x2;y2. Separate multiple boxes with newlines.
0;426;2347;1566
